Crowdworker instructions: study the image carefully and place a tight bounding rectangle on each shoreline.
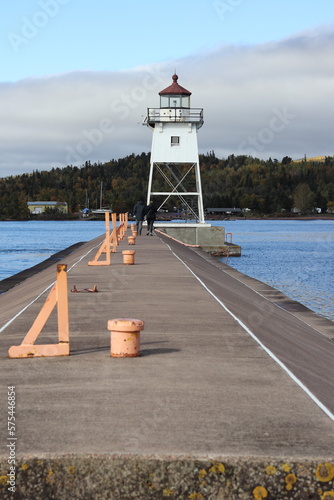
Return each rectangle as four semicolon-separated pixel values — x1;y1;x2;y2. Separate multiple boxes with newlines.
206;216;334;221
1;215;334;222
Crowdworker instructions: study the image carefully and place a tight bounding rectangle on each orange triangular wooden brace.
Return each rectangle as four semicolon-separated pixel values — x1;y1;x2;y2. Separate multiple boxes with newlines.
117;212;128;241
8;264;70;358
88;212;118;265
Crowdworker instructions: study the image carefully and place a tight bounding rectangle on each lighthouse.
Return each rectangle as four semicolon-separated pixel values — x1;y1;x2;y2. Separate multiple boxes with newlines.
144;74;205;223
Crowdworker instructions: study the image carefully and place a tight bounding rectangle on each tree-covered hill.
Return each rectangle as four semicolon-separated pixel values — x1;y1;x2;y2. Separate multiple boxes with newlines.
0;152;333;219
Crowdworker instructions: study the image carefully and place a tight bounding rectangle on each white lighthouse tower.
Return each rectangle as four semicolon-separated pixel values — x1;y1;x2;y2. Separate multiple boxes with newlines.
144;74;205;223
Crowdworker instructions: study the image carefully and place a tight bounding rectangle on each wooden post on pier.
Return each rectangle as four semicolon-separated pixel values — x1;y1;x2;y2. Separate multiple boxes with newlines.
88;212;112;266
118;213;125;241
110;212;118;253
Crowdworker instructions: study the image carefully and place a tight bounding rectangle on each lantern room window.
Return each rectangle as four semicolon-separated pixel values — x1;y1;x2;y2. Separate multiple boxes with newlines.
171;97;181;107
181;96;190;107
160;95;190;108
160;96;169;108
171;136;180;146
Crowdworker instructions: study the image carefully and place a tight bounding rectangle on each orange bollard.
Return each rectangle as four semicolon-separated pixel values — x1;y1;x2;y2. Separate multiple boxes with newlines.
122;250;135;264
108;318;144;357
130;223;135;231
132;230;138;237
128;235;136;245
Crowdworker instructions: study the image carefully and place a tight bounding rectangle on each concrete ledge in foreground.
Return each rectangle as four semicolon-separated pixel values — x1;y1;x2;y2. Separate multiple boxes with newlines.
1;456;334;499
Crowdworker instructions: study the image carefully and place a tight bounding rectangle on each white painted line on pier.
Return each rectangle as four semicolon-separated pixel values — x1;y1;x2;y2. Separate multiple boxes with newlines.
165;241;334;423
0;244;99;334
0;282;55;335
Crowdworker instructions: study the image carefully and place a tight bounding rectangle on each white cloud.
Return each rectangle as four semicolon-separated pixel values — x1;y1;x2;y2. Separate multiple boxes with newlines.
1;27;334;177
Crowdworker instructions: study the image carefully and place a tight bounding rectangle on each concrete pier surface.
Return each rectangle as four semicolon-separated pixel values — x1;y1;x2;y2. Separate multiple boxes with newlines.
0;229;333;499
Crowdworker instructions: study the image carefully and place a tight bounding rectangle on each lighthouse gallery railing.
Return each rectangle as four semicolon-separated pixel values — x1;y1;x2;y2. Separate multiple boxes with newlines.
145;108;203;126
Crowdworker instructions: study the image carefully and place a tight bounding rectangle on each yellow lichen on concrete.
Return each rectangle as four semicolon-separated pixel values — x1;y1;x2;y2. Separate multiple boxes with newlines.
0;475;8;486
322;492;334;499
163;488;175;497
188;493;204;500
253;485;268;499
285;473;297;491
208;462;225;474
316;463;334;482
265;465;277;475
321;491;334;500
198;469;207;479
45;469;55;485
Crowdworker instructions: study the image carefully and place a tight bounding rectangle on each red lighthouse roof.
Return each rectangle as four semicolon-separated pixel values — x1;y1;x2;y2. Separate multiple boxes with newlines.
159;74;191;96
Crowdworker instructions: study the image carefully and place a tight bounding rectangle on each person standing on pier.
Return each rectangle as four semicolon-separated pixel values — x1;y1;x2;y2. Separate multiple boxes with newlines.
133;199;146;235
145;201;157;236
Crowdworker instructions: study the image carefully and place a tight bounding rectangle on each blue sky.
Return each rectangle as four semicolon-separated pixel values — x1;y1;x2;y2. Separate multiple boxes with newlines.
1;0;334;176
2;0;334;81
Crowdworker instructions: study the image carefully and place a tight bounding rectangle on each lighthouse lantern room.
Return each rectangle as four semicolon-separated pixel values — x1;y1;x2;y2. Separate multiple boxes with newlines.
144;74;205;223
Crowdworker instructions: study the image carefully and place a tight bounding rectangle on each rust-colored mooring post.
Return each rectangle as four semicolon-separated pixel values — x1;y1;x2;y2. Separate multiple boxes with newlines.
127;235;136;245
122;250;135;264
130;223;135;231
108;318;144;357
132;230;138;237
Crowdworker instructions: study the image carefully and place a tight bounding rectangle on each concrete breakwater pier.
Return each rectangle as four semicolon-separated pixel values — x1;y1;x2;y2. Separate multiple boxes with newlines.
0;225;333;499
154;222;241;256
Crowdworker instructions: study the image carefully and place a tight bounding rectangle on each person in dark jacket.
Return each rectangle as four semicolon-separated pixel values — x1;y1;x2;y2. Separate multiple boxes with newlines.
133;200;146;235
145;201;157;236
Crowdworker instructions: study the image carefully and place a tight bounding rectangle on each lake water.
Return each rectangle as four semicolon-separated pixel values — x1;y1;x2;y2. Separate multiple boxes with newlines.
0;219;333;322
212;219;334;322
0;220;106;281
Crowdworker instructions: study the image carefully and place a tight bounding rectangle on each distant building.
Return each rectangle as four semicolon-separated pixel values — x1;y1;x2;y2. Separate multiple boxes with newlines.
27;201;68;214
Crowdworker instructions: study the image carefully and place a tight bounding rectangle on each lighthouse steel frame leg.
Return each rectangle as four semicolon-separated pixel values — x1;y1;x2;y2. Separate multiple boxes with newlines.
153;163;199;220
147;161;205;223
